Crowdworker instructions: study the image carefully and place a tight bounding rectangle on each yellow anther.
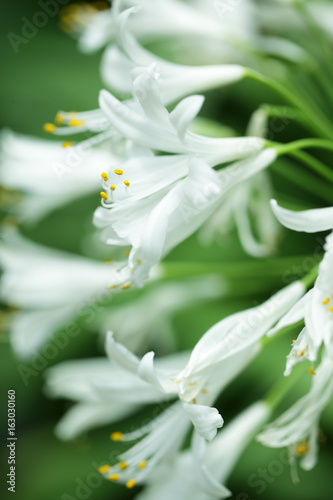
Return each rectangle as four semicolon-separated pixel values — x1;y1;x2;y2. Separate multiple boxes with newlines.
104;258;114;264
100;191;108;201
322;298;330;305
118;461;128;470
121;283;131;290
55;113;65;125
126;479;136;489
329;307;333;312
136;259;142;265
98;465;110;474
108;284;117;289
188;382;197;387
110;185;116;191
124;180;130;187
109;474;119;481
201;389;208;394
124;249;131;256
174;379;182;384
308;366;316;376
110;432;123;441
62;141;72;148
114;169;123;176
292;340;296;343
192;398;197;404
138;461;147;470
69;118;85;127
295;441;309;456
300;350;305;357
43;123;55;133
101;172;108;181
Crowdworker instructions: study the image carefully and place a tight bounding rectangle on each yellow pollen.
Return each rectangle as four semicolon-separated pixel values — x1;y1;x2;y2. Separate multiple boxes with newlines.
114;169;123;176
109;474;119;481
124;249;131;256
295;441;309;456
308;366;316;376
104;258;114;264
329;307;333;312
322;298;330;305
124;180;130;187
118;461;128;470
100;191;108;201
108;284;117;289
101;172;108;181
55;113;64;125
62;141;72;148
121;283;131;290
69;118;85;127
98;465;110;474
138;461;147;470
43;123;55;133
110;185;116;191
300;350;305;357
292;340;296;343
126;479;136;489
174;379;182;384
192;398;197;404
188;382;197;387
201;389;208;394
136;259;142;265
110;432;123;441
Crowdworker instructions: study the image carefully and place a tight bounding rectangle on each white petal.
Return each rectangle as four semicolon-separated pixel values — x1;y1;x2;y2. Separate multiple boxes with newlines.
105;332;140;373
271;199;333;232
183;403;223;441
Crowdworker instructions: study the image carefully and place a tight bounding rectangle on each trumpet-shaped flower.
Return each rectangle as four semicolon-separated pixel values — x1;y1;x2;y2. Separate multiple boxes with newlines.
136;402;270;500
101;8;245;105
96;332;258;488
173;281;305;402
0;233;131;358
94;150;277;285
257;353;333;472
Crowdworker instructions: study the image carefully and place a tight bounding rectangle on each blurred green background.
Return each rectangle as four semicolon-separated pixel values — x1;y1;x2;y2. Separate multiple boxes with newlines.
0;1;332;500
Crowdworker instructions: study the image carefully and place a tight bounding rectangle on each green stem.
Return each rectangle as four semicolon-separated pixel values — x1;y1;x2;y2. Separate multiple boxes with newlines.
301;263;320;289
263;364;304;410
290;150;333;184
245;69;333;140
159;256;321;281
267;138;333;157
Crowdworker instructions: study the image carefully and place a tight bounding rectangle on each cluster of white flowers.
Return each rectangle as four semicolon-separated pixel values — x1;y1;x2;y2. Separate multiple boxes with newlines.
2;0;333;498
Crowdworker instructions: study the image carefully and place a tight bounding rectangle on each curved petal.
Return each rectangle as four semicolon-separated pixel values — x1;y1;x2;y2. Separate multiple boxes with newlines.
271;200;333;232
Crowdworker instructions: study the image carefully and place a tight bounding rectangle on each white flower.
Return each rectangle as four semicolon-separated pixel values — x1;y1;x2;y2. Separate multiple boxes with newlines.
61;0;230;54
136;402;270;500
271;199;333;233
45;350;189;440
94;151;277;285
98;70;264;156
101;8;245;105
0;233;130;358
268;233;333;374
0;129;121;223
257;354;333;472
96;331;257;488
174;281;305;402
